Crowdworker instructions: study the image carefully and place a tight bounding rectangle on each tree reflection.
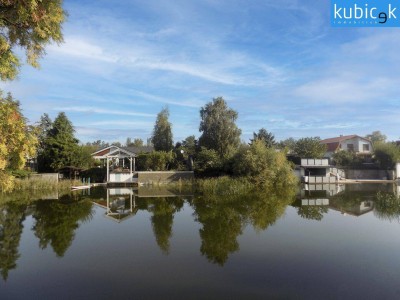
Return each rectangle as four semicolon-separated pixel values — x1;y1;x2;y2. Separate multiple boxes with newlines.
193;187;296;265
147;197;184;254
0;202;26;281
297;206;329;221
32;195;94;257
374;192;400;222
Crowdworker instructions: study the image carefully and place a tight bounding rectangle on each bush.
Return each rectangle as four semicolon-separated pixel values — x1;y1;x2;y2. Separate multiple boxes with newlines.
194;147;223;176
136;151;175;171
232;140;298;189
374;142;400;169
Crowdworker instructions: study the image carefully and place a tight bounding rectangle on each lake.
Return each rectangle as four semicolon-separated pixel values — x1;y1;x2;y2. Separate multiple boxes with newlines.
1;183;400;299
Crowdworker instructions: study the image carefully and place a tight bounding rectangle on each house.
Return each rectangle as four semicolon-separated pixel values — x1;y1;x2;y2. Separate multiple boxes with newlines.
320;135;373;158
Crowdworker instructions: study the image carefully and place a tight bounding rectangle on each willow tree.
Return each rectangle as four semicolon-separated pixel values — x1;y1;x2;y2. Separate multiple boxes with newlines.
0;0;66;80
0;93;37;191
151;107;173;151
199;97;241;158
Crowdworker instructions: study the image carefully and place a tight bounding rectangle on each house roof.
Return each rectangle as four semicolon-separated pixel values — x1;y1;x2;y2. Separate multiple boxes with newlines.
91;145;154;158
320;135;372;152
320;134;358;144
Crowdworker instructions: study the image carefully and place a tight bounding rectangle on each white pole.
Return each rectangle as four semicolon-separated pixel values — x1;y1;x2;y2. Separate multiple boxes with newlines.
106;157;109;182
130;157;133;182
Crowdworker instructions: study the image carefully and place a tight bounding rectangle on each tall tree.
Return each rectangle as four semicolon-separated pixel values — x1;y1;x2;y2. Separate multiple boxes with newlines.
294;137;327;159
0;0;66;80
251;128;276;148
152;107;173;151
42;112;79;171
0;92;37;191
199;97;241;157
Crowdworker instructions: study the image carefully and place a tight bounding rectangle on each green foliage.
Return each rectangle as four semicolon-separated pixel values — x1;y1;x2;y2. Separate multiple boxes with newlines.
294;137;326;158
80;167;106;183
232;140;298;189
365;131;386;145
194;147;223;175
0;0;66;80
126;138;144;147
199;97;241;157
38;112;80;171
152;107;173;151
374;142;400;169
332;150;364;167
277;137;296;153
137;151;175;171
250;128;276;148
180;135;198;156
0;91;37;191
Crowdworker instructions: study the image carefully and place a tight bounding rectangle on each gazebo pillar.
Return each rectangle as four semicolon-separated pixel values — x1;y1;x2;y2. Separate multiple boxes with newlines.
106;156;110;182
129;157;133;182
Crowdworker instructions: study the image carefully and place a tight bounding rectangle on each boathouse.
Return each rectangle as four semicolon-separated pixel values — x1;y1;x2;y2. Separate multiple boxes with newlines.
92;145;153;184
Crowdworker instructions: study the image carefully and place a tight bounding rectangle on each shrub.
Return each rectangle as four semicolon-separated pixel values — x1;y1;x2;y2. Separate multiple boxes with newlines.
232;140;298;189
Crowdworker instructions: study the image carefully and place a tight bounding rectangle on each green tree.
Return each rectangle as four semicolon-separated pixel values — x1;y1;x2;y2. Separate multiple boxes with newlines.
374;142;400;169
195;147;223;175
0;92;37;191
199;97;241;158
180;135;197;156
0;0;66;80
125;137;144;147
250;128;276;148
41;112;79;171
365;131;387;145
152;107;173;151
277;137;296;152
294;137;326;158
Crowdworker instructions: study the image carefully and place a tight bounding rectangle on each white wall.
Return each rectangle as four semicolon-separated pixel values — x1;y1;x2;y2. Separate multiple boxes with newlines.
109;173;133;182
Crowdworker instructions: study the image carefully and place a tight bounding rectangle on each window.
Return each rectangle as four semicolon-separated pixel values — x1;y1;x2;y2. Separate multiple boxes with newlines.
363;144;370;151
347;144;354;152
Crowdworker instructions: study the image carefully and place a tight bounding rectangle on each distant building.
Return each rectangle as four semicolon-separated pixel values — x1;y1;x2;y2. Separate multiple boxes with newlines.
320;135;373;158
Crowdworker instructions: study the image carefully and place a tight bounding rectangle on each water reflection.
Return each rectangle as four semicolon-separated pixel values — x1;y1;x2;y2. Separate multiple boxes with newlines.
1;183;400;281
0;202;26;281
32;195;94;257
192;189;297;265
294;183;399;221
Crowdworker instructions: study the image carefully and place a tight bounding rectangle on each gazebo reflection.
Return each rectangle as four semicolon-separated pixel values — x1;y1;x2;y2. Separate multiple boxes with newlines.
105;188;138;222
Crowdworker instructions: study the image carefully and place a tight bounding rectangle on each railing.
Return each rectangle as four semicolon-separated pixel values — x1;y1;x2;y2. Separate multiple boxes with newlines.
301;159;329;166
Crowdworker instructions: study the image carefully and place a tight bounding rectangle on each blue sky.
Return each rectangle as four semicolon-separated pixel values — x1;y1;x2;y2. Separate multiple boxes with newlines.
1;0;400;144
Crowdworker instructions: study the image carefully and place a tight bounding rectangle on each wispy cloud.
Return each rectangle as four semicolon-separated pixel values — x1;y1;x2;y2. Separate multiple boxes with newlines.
54;106;155;117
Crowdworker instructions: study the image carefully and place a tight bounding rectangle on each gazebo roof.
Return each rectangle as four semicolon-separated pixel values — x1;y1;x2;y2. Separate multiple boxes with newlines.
92;145;148;159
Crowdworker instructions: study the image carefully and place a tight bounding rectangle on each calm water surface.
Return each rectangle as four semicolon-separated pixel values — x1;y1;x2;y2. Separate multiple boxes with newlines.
1;184;400;299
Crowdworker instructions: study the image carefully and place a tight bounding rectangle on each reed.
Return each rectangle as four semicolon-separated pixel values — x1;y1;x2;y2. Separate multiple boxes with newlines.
12;178;81;192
